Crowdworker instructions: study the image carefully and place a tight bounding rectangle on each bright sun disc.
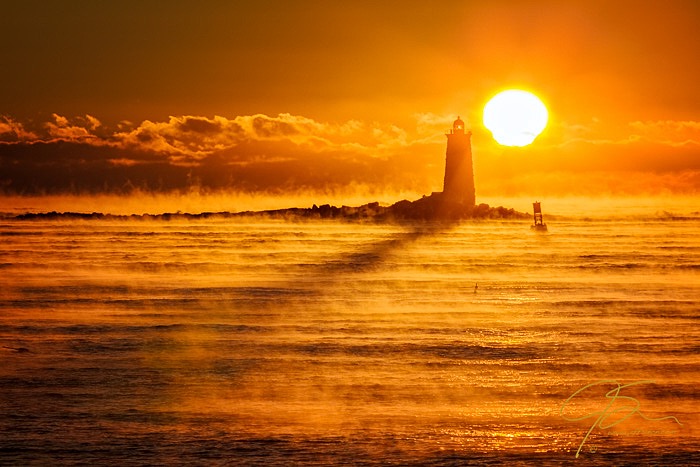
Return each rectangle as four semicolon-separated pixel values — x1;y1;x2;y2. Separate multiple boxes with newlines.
483;90;548;146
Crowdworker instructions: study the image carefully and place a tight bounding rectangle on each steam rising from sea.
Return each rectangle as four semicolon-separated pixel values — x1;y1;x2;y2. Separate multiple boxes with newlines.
1;200;698;464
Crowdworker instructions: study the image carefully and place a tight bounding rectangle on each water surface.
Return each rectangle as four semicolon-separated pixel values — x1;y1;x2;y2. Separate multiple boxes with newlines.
1;215;699;464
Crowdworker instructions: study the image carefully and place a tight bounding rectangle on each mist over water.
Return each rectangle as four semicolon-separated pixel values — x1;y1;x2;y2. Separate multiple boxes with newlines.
1;206;699;464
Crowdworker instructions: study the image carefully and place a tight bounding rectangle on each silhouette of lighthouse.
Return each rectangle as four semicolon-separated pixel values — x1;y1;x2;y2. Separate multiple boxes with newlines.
442;116;475;206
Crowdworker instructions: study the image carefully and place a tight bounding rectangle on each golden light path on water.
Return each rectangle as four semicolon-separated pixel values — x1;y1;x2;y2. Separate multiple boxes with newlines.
1;206;699;464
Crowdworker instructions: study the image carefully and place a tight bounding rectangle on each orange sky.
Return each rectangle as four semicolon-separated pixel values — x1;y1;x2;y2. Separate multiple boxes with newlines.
0;0;698;205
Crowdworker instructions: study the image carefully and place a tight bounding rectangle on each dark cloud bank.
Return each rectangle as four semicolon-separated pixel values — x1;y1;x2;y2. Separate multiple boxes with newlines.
0;114;439;196
2;113;699;199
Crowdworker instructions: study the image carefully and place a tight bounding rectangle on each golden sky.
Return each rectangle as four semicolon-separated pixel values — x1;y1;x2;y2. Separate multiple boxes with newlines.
0;0;699;200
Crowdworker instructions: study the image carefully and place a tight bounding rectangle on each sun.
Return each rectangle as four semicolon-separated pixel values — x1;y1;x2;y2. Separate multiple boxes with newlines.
483;90;548;146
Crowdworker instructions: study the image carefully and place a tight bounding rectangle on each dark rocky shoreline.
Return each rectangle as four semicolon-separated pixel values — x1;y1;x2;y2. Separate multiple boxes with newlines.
12;192;530;222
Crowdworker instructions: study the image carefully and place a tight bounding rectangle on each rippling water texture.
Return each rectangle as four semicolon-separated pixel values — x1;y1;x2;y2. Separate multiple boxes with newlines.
1;214;699;465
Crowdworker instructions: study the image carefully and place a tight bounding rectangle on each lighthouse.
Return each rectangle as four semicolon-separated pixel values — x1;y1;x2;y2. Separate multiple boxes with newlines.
442;116;475;206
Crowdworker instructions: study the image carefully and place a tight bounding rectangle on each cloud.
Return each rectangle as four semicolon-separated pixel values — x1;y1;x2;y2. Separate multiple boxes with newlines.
0;112;698;197
45;113;103;141
0;112;445;196
114;116;237;161
1;111;447;156
549;119;700;149
415;112;463;134
85;114;101;131
629;120;700;147
110;113;434;163
0;116;39;141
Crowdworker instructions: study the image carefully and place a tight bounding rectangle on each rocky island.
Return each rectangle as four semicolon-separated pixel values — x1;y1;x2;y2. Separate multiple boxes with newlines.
12;195;527;222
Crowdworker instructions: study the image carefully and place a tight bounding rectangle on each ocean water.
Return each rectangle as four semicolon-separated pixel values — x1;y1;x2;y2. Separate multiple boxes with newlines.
1;212;699;465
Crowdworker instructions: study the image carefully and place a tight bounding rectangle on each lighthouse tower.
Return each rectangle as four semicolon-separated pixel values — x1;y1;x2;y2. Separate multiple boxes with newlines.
442;116;475;206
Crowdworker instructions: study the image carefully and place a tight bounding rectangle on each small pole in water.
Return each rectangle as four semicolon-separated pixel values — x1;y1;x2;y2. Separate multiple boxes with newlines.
474;283;478;293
